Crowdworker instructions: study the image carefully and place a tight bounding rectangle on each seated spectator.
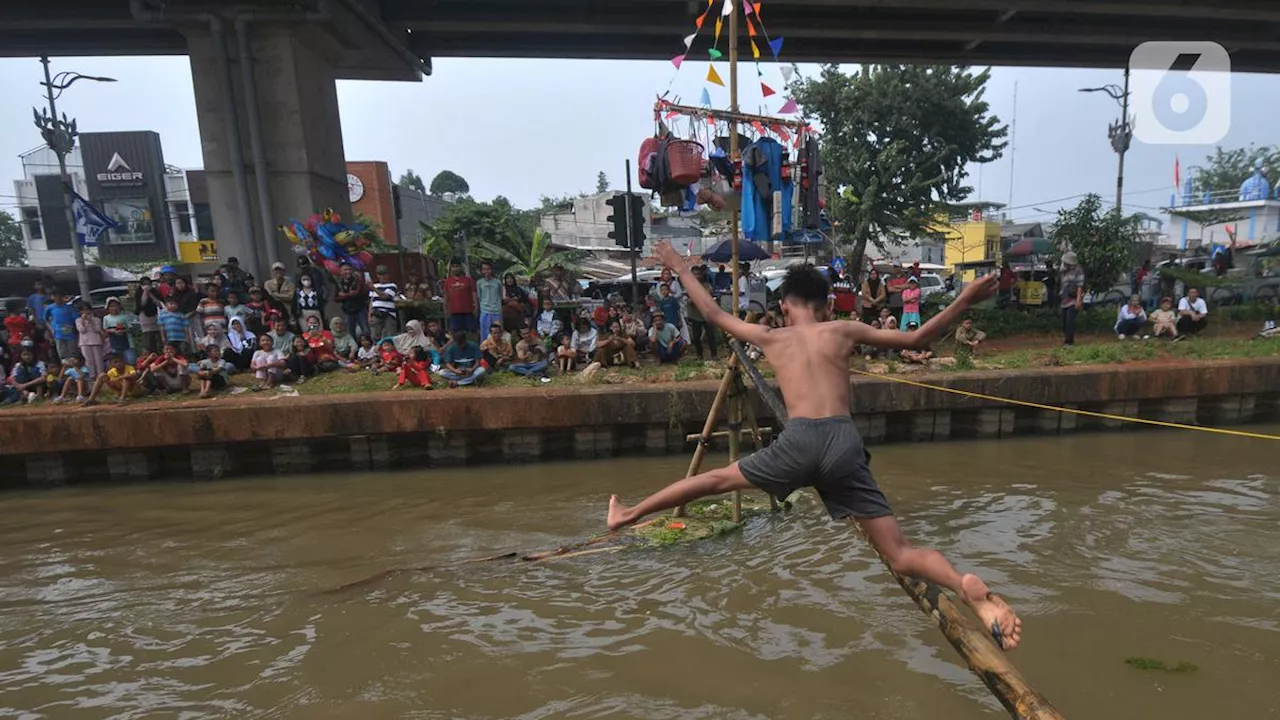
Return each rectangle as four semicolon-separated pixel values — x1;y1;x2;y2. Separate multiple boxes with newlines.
83;352;145;406
512;328;550;379
225;317;256;371
52;355;89;404
878;307;898;330
329;316;358;363
594;321;640;369
1115;295;1148;340
900;322;935;363
536;298;560;340
267;317;297;358
440;329;486;387
1176;288;1208;339
198;322;232;357
4;345;47;404
149;342;191;394
195;345;232;399
394;320;441;368
480;322;514;370
285;336;319;383
355;335;379;370
570;319;598;365
302;316;341;371
244;287;271;335
620;308;648;353
395;347;432;390
376;338;403;374
648;312;684;364
555;335;576;374
954;318;987;352
250;334;286;390
425;318;449;350
1149;297;1178;339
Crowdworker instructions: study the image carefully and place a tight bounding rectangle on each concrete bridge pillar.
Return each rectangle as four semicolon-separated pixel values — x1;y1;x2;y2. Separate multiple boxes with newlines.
184;22;351;280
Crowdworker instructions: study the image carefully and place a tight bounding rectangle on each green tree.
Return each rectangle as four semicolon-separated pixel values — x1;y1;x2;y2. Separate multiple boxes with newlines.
1048;194;1139;290
398;169;426;195
1191;144;1280;197
0;210;28;268
791;64;1007;275
475;228;584;281
420;198;522;263
596;171;610;194
429;170;471;198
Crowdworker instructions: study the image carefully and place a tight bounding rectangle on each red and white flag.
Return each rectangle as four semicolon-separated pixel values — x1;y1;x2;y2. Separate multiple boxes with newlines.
1174;155;1181;196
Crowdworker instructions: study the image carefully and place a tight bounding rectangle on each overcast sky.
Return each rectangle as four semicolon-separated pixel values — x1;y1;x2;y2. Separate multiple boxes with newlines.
2;54;1278;231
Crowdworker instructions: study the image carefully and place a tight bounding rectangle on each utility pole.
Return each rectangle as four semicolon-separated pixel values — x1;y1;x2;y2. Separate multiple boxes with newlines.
625;158;640;314
1079;64;1132;214
33;55;116;300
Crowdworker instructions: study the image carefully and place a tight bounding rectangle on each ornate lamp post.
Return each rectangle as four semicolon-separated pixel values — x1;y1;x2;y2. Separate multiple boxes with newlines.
1079;65;1132;214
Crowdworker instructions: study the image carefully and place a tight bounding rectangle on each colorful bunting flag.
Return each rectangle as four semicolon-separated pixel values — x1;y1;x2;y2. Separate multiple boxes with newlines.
683;33;696;49
752;120;766;135
721;0;734;15
761;82;776;97
671;54;685;69
780;65;795;83
747;18;757;37
715;17;722;41
706;64;725;86
769;37;784;57
700;88;712;106
708;48;723;60
695;14;706;29
754;2;762;15
778;97;798;114
750;39;760;58
743;0;754;15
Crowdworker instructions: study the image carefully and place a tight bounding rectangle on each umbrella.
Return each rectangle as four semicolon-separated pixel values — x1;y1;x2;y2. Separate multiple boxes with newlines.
702;239;772;263
1004;237;1053;257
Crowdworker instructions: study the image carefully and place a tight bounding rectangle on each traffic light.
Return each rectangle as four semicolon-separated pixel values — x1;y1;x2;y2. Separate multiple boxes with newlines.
606;193;628;247
627;194;647;249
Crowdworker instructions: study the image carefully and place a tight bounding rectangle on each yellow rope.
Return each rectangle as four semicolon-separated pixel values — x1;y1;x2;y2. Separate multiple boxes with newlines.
849;369;1280;442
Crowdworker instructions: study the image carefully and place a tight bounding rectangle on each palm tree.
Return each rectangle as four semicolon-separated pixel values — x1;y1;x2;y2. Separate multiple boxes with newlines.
474;228;584;282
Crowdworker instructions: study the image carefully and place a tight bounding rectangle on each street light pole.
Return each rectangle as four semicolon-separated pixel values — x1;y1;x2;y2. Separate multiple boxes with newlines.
1078;64;1132;215
33;55;116;301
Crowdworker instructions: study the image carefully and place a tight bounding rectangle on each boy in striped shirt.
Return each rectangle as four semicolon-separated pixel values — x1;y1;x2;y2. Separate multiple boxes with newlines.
158;298;191;356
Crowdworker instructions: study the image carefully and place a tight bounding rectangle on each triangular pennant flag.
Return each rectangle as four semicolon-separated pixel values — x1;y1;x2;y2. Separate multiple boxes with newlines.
778;97;799;114
753;2;761;15
715;17;722;40
671;54;685;69
664;110;680;120
743;0;754;15
707;116;716;126
750;39;760;58
700;87;712;106
761;82;776;97
779;128;791;142
752;120;766;135
747;18;757;37
780;65;795;83
722;0;734;15
695;14;707;29
708;47;723;60
770;123;783;135
707;64;725;87
683;33;696;48
769;36;784;57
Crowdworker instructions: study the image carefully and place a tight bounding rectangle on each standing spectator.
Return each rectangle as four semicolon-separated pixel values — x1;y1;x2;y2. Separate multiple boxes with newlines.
997;263;1016;307
443;260;479;336
885;263;909;295
336;263;370;339
900;276;922;331
570;318;598;365
859;268;887;324
368;265;401;340
219;256;254;295
225;316;256;370
196;282;227;332
1115;295;1148;340
5;302;32;356
329;316;358;363
264;262;296;323
1149;297;1178;339
502;273;532;333
195;344;232;399
250;335;286;390
648;267;684;302
476;261;503;333
296;256;329;306
736;263;752;317
75;302;107;377
686;265;718;360
648;312;684;364
512;328;550;379
1176;287;1209;339
1059;251;1085;346
158;298;191;356
170;276;199;317
1133;260;1151;297
657;283;682;330
954;318;987;352
43;289;79;364
294;273;324;329
223;290;248;324
594;321;640;369
82;352;142;406
440;329;486;387
135;277;164;354
266;316;297;358
26;280;50;332
542;264;577;304
480;322;514;370
156;265;177;299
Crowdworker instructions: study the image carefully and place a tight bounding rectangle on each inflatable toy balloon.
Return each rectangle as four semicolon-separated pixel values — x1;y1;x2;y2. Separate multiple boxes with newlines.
356;251;373;268
316;240;336;260
291;243;309;256
346;255;365;271
323;258;342;276
280;224;300;245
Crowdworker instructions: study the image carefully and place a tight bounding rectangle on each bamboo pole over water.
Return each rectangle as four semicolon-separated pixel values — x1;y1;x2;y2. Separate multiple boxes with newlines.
675;365;738;518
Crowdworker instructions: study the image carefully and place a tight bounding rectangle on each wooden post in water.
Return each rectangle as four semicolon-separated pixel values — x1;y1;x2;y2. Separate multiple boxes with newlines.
675;365;737;518
725;0;745;524
727;370;743;523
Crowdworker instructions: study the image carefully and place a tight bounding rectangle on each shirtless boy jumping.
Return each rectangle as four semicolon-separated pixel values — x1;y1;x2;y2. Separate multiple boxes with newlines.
607;242;1021;651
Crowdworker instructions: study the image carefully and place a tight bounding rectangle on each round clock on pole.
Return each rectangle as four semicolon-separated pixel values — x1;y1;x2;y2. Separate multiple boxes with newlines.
346;173;365;203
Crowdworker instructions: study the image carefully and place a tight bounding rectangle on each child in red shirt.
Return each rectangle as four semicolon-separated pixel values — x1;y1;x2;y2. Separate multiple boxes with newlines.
4;305;32;355
379;339;430;389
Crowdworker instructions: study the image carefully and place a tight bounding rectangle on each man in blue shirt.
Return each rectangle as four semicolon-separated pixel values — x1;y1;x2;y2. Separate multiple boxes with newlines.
43;288;80;364
440;330;486;387
26;280;49;330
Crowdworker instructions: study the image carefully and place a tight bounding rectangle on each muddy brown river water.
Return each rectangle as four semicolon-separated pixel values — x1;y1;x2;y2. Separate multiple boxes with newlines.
1;428;1278;719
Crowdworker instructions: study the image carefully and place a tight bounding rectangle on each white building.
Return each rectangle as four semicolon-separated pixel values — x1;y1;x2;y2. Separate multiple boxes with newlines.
869;234;947;266
1168;168;1280;250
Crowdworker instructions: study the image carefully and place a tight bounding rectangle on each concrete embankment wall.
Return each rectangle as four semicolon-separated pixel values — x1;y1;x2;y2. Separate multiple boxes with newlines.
2;359;1277;488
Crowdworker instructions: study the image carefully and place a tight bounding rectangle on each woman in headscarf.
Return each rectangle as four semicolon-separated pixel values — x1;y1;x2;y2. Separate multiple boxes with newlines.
225;316;256;370
859;268;887;324
393;319;440;367
329;316;358;363
197;321;232;356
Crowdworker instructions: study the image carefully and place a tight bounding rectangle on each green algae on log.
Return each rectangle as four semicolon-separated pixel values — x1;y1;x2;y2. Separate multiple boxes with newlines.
630;495;780;548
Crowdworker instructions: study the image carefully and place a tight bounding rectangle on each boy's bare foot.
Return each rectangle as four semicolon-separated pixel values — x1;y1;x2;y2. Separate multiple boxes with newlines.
606;495;633;531
960;574;1021;650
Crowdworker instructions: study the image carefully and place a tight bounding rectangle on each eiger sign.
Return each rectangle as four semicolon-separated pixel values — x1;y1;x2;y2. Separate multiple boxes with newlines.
98;152;144;185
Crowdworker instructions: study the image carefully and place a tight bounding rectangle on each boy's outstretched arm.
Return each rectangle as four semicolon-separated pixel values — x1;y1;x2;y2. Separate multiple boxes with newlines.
851;275;998;351
650;241;772;347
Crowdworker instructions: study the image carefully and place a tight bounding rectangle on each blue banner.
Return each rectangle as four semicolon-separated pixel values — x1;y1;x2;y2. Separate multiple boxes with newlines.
70;190;118;248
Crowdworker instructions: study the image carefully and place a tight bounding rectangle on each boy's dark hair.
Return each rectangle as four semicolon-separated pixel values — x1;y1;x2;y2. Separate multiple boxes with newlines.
779;266;830;311
77;301;92;311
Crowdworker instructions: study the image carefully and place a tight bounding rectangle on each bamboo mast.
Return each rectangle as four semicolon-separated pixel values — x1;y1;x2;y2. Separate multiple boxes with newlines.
726;0;744;524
